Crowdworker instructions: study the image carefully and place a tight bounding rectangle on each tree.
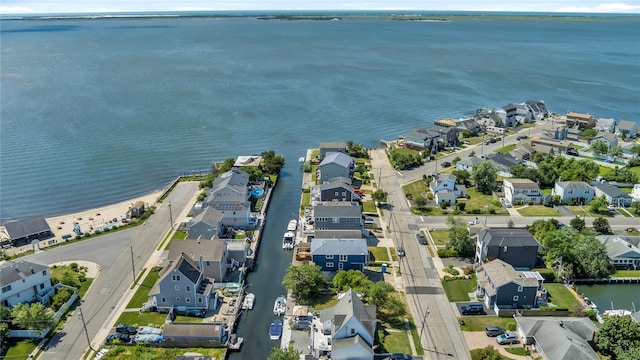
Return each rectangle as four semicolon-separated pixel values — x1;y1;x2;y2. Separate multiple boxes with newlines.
267;346;301;360
589;195;608;213
332;270;372;293
469;150;476;158
261;150;285;174
593;216;611;234
372;189;388;203
446;216;473;256
594;315;640;358
570;217;585;232
632;202;640;215
282;264;326;302
11;302;55;330
367;281;394;308
0;305;10;340
471;161;498;194
452;156;461;165
573;235;614;279
462;130;473;138
451;169;470;185
414;196;427;209
610;145;624;157
581;129;597;138
51;287;75;311
591;140;609;155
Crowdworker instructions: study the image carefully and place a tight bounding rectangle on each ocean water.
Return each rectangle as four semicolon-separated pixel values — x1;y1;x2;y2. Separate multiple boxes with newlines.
1;14;639;219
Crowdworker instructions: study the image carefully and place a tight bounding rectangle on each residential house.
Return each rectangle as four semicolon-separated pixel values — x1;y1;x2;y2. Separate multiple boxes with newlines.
319;142;347;161
593;183;633;207
314;229;364;240
149;253;217;313
455;118;482;136
162;322;227;347
617;120;638;138
632;184;640;202
432;125;460;147
525;100;549;121
476;259;540;309
311;177;355;204
566;112;596;130
529;137;572;154
596;235;640;270
430;173;466;204
312;289;376;360
476;112;505;129
592;132;618;152
595;118;616;133
475;228;542;270
486;153;521;176
1;216;52;247
516;317;598;360
207;168;250;204
403;128;440;150
0;259;53;308
186;207;223;240
168;238;245;282
501;104;519;127
128;201;146;218
455;157;482;172
316;152;355;183
434;190;457;206
541;124;568;140
553;181;595;205
514;103;533;123
313;202;362;231
503;178;543;206
311;238;368;272
510;143;536;161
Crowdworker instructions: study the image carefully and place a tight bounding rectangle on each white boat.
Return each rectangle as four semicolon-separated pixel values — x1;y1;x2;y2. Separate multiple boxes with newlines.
282;231;295;250
298;157;305;163
287;219;297;231
273;296;286;316
242;293;255;310
269;319;282;340
603;309;632;317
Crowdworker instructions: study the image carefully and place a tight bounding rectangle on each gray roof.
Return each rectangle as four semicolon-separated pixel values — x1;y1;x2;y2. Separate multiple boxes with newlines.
319;289;376;342
0;259;49;286
593;132;617;142
593;183;633;199
435;190;456;201
596;235;640;260
555;181;594;191
617;120;637;131
516;317;598;360
319;152;354;168
168;239;225;263
480;259;539;288
163;322;225;339
478;228;542;249
311;238;367;256
332;334;374;353
504;178;540;190
458;157;483;167
319;182;354;193
314;202;361;218
487;153;521;169
314;230;364;239
187;207;222;239
2;216;51;240
211;168;249;190
328;176;352;186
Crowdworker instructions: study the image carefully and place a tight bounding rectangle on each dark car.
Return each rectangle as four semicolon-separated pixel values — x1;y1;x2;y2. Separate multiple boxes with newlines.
116;323;137;335
494;137;502;141
441;161;452;168
375;354;413;360
489;138;497;143
485;326;506;337
397;246;406;257
415;232;427;245
106;332;130;344
460;304;485;315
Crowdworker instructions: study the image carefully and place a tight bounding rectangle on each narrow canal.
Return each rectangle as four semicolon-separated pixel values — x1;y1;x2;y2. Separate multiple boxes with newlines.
229;162;302;359
575;283;640;312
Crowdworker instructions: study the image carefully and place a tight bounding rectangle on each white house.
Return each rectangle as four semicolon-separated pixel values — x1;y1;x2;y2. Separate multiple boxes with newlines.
207;168;250;204
503;179;542;206
632;184;640;202
593;183;633;207
430;174;466;204
553;181;595;205
456;157;482;172
0;259;53;308
596;235;640;270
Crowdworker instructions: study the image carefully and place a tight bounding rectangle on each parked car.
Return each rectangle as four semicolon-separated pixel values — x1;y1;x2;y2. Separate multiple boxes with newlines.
416;232;427;245
607;205;616;211
441;161;452;168
489;138;497;143
375;354;413;360
484;140;491;145
462;140;471;145
397;246;406;257
460;304;485;315
105;332;130;344
115;323;137;335
496;333;519;345
485;326;506;337
364;217;376;225
494;137;502;141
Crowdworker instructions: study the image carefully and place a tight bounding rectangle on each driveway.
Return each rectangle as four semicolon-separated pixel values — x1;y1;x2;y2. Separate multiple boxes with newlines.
463;331;530;360
555;205;574;217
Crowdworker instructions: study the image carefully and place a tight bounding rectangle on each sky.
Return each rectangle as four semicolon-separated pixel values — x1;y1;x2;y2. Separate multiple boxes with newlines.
1;0;640;14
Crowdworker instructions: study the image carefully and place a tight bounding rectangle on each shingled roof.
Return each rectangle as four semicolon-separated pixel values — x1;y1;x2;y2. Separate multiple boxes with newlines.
2;216;51;241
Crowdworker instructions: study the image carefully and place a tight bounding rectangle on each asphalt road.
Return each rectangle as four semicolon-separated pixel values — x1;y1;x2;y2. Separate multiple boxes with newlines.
28;182;198;360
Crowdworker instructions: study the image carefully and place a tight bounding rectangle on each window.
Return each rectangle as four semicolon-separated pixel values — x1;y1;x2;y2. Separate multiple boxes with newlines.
198;298;203;303
175;285;179;291
335;192;339;196
40;284;45;289
172;275;181;281
513;296;519;302
1;285;11;293
332;217;340;223
326;255;334;259
186;286;191;292
351;329;355;335
186;298;190;303
338;263;344;270
339;255;347;261
176;297;180;302
161;297;166;303
517;285;523;292
206;261;210;266
326;262;334;268
42;270;47;276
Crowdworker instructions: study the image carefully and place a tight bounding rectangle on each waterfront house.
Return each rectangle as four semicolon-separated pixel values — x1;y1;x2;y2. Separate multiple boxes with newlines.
525;100;549;121
455;118;482;136
311;177;355;204
313;202;362;231
403;128;440;150
316;152;355;183
501;104;518;127
553;181;595;205
593;183;633;207
432;125;460;147
168;238;246;283
0;259;53;308
476;259;540;310
515;316;598;360
186;207;223;240
476;112;505;129
566;112;596;130
475;228;542;270
456;157;482;172
1;216;53;247
503;178;542;206
314;229;364;239
207;168;250;204
541;124;568;140
515;103;533;123
162;322;227;347
596;235;640;270
592;132;618;151
595;118;616;133
529;137;572;154
311;238;368;272
319;142;347;161
149;253;217;314
616;120;638;138
311;289;376;360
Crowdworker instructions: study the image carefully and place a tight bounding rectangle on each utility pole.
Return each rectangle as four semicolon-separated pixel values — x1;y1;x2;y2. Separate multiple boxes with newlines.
168;202;173;230
130;245;136;283
418;307;431;345
78;306;95;352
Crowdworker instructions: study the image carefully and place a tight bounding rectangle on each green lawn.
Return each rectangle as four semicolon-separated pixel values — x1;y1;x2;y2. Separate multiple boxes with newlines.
617;208;633;217
541;188;553;196
612;270;640;277
517;206;559;217
4;339;39;360
172;230;187;240
544;283;581;311
506;347;528;356
369;247;390;262
411;206;446;216
458;316;517;332
441;277;476;302
630;166;640;178
126;268;161;309
100;345;226;360
469;348;512;360
402;179;427;202
77;278;94;299
497;144;516;154
458;188;504;214
376;329;412;355
363;201;377;213
429;230;449;246
116;311;203;327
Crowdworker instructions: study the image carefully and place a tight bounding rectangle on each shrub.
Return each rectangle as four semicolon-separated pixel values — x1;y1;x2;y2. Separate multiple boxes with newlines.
438;249;458;258
586;309;597;321
51;288;75;311
488;209;496;214
528;201;534;205
469;208;481;214
456;202;466;211
506;323;517;331
440;201;448;209
69;263;78;270
463;266;474;275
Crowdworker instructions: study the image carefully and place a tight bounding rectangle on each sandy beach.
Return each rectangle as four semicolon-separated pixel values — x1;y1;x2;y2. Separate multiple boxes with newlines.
45;190;165;242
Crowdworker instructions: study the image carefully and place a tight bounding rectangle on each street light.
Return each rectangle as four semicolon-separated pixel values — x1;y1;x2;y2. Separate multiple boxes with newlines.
418;307;431;346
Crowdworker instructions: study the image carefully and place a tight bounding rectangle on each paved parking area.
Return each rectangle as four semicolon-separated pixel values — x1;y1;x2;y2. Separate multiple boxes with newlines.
463;331;530;360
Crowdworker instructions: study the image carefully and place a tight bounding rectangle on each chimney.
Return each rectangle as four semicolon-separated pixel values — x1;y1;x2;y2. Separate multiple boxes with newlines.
30;267;34;274
199;256;204;271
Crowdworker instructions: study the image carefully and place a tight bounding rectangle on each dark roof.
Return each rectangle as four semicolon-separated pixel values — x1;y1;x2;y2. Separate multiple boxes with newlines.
487;153;521;169
2;216;51;240
314;202;361;218
0;259;49;285
176;254;203;284
319;182;354;192
168;239;225;263
478;228;542;248
593;183;632;199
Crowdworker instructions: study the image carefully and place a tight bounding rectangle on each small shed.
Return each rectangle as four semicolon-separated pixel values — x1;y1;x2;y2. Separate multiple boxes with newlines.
128;201;145;218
